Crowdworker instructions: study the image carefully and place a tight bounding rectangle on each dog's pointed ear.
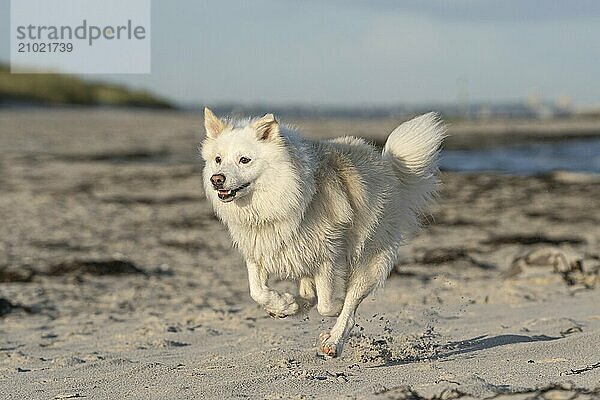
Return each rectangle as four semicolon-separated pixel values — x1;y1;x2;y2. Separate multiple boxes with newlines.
204;107;226;139
253;113;280;141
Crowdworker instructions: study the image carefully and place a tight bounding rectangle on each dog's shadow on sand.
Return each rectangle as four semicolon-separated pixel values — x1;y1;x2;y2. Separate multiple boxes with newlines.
371;334;561;368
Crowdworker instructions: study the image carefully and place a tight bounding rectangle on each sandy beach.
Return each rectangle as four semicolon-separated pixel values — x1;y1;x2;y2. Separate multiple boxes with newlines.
1;109;599;399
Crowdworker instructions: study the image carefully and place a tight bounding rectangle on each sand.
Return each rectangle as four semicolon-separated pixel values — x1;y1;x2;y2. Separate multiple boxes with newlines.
1;109;599;399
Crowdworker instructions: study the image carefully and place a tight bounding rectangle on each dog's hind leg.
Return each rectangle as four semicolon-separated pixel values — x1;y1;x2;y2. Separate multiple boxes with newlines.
299;277;317;309
318;251;395;358
314;260;346;317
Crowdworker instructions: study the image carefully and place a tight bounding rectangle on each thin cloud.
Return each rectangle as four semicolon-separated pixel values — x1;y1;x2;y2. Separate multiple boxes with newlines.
324;0;600;22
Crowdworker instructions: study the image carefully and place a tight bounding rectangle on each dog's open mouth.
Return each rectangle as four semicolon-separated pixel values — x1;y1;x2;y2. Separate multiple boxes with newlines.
216;182;250;202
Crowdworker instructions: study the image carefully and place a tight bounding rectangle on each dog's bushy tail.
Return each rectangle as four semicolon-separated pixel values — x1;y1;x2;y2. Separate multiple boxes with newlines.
382;112;445;230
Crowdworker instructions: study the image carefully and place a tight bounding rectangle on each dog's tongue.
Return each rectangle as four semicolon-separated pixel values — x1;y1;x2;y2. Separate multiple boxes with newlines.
218;189;232;195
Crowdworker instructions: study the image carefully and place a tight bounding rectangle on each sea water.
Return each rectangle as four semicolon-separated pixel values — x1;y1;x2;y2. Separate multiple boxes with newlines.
441;138;600;175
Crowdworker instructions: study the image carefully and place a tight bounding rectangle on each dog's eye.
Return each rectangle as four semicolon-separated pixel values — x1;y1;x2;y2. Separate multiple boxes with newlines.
239;157;251;164
215;156;221;164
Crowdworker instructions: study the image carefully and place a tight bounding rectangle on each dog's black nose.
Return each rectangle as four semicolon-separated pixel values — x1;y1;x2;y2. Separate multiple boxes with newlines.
210;174;226;187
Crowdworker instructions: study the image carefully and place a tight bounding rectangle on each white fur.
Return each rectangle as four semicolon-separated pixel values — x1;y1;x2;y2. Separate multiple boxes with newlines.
201;108;445;357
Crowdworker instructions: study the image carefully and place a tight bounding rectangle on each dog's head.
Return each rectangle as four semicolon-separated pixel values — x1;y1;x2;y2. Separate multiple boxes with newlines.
200;107;288;205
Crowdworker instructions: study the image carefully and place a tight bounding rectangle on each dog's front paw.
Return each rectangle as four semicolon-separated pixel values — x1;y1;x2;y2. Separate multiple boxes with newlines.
265;292;307;318
318;331;344;358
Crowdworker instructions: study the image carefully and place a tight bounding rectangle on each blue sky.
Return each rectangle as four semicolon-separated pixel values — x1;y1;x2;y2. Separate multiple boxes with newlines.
2;0;600;106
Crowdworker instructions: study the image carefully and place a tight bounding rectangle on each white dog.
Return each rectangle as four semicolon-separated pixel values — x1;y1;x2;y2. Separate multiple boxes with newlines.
201;107;444;358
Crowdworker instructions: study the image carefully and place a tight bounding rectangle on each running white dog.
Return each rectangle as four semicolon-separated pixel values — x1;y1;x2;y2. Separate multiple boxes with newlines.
201;108;444;358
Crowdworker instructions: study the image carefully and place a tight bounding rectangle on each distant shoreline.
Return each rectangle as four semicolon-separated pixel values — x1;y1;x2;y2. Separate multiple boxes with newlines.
443;118;600;149
1;107;599;150
290;114;600;150
0;65;174;110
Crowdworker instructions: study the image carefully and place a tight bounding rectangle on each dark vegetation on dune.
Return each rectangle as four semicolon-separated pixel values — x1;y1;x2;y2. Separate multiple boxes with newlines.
0;64;174;109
